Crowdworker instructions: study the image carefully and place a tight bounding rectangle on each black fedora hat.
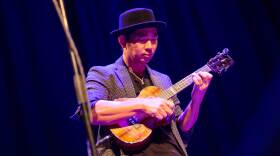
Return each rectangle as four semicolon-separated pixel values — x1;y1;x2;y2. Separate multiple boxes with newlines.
111;8;166;37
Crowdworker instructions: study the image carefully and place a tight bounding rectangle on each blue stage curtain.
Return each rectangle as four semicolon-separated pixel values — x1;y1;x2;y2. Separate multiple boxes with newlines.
0;0;279;155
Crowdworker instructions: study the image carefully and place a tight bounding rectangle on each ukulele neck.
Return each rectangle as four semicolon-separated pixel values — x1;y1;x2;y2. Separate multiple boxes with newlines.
159;65;212;99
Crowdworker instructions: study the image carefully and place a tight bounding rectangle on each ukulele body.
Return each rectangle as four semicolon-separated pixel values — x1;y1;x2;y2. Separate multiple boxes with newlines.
110;86;163;149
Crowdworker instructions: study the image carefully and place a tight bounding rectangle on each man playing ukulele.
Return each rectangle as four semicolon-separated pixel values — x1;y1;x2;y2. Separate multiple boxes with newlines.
87;8;212;156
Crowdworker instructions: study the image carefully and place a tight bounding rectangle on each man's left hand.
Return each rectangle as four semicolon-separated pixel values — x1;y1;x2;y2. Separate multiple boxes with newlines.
191;71;213;98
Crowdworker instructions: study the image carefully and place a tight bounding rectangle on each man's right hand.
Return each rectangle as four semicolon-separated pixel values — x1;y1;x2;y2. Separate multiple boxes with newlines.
138;97;175;121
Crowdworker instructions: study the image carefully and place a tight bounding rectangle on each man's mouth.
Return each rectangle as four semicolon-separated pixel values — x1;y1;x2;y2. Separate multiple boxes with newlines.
142;53;152;57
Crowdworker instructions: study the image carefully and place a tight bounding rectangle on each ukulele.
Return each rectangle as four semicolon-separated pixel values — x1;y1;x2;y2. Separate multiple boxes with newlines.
110;48;234;149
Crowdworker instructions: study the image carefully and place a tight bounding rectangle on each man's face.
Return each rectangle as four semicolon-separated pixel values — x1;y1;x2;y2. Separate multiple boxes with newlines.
125;27;158;64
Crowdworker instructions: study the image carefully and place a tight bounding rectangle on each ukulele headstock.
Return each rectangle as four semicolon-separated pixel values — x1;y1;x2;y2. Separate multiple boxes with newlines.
207;48;234;74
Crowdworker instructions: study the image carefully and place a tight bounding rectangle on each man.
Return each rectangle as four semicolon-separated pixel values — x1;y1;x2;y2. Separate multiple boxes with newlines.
87;8;212;156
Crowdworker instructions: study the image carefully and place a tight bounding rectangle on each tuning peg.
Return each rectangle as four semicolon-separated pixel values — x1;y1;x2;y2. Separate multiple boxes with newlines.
222;48;229;54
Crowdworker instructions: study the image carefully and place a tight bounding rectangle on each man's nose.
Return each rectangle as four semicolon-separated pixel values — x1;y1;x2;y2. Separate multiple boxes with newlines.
144;40;152;49
144;41;153;53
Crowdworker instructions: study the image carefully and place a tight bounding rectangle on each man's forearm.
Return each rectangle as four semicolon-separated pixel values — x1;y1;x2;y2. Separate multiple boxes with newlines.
178;90;206;132
178;99;202;132
91;99;144;125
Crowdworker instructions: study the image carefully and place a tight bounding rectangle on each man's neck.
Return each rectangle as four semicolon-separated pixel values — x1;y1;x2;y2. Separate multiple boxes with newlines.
123;56;146;77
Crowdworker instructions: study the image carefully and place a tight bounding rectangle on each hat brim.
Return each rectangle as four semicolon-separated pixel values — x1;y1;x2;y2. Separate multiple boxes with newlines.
110;21;166;37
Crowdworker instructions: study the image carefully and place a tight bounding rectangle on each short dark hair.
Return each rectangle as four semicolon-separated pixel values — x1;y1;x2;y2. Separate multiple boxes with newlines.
122;30;135;42
121;27;159;42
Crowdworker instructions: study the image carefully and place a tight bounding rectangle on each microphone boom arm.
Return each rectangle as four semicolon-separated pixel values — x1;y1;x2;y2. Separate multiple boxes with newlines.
52;1;97;156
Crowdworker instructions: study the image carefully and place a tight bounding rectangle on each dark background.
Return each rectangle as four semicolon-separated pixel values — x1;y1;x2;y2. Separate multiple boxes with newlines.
1;0;280;156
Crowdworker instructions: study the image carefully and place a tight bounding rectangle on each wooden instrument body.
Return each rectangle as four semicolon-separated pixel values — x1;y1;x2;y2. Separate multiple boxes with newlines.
110;86;164;149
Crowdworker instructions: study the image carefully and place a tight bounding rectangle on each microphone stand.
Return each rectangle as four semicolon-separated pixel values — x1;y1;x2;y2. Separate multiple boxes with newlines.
52;0;97;156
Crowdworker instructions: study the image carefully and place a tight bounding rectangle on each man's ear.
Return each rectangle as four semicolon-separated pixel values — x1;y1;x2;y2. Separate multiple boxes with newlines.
118;35;127;48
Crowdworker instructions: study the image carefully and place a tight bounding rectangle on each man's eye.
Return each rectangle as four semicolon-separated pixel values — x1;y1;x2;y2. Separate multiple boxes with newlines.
151;39;157;43
138;38;147;42
133;37;157;43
